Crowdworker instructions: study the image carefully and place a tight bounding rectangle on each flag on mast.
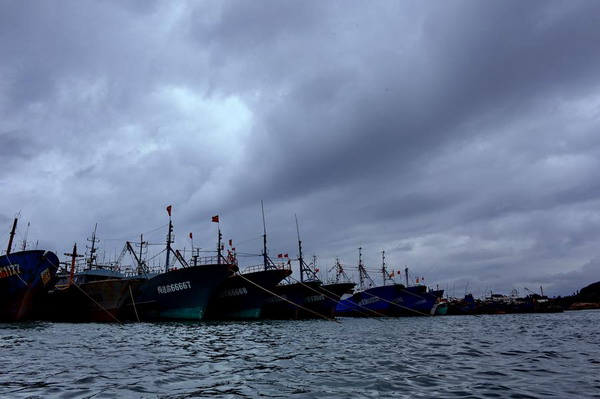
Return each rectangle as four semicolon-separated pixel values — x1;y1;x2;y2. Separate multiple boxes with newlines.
166;205;172;216
211;215;219;223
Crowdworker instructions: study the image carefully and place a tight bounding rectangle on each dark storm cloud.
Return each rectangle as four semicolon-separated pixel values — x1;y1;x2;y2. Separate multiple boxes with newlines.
1;0;599;296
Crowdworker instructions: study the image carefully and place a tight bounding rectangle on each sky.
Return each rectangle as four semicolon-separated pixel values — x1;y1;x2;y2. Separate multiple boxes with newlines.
1;0;600;298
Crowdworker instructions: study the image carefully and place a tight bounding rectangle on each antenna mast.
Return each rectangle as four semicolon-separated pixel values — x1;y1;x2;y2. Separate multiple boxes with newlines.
357;247;375;291
6;214;19;255
165;206;173;273
86;223;99;270
381;251;387;286
295;214;305;282
261;200;268;271
217;224;222;265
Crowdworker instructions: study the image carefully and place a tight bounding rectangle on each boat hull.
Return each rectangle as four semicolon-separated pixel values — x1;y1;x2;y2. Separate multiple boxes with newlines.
336;285;406;317
0;250;58;321
205;268;292;320
335;284;438;317
261;281;325;320
41;278;144;322
132;264;235;321
392;286;438;316
299;282;356;319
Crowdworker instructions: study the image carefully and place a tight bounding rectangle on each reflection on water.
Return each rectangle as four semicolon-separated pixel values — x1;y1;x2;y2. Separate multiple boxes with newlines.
1;311;600;398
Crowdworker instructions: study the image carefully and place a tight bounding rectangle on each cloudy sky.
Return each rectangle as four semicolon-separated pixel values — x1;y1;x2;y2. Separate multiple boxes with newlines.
2;0;600;297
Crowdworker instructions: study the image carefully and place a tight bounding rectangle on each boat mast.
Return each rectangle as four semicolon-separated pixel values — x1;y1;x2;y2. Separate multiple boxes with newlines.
357;247;375;291
139;234;145;274
165;206;173;273
296;214;305;283
217;225;222;265
6;216;18;255
358;247;365;290
261;200;268;271
334;257;344;282
86;223;99;270
64;243;83;285
381;250;387;286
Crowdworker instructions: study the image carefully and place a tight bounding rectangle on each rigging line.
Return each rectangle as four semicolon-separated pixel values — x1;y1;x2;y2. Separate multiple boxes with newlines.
230;235;262;246
98;223;169;242
43;254;124;324
235;273;338;323
284;274;387;320
142;249;166;263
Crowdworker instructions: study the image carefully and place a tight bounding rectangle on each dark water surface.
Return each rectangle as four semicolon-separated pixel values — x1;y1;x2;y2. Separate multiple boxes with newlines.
1;311;599;398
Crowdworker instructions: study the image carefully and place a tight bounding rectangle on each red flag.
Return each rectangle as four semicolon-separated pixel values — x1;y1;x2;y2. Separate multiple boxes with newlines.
231;247;235;251
189;232;193;239
283;253;288;258
211;215;219;223
228;239;232;246
315;268;319;273
278;254;283;258
166;205;172;216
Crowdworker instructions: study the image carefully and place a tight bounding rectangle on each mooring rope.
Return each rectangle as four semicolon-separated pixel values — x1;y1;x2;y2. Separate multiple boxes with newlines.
361;290;433;317
235;273;338;322
285;275;388;319
128;284;140;322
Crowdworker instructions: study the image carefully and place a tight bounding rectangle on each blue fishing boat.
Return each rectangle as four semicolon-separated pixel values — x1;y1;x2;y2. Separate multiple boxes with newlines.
0;216;59;321
336;251;437;317
336;249;406;317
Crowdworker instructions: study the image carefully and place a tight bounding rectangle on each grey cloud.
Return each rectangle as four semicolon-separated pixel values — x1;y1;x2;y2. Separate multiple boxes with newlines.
2;1;600;296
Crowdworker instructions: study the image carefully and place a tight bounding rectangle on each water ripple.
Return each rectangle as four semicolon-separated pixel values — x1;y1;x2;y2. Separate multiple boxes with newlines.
1;311;600;398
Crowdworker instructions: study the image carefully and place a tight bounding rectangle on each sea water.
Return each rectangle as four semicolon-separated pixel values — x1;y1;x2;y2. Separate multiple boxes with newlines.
1;311;599;398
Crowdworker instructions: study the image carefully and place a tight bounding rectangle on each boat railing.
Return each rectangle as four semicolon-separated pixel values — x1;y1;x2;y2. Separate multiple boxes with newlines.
187;255;233;266
242;261;292;274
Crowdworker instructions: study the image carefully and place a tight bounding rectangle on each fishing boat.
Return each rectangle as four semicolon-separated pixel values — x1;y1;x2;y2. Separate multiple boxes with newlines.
396;268;439;316
0;216;59;321
336;251;440;317
335;249;407;317
127;207;237;321
446;293;477;315
293;217;355;319
434;300;449;315
204;220;293;320
40;226;143;322
205;264;292;320
257;211;328;320
317;258;356;318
